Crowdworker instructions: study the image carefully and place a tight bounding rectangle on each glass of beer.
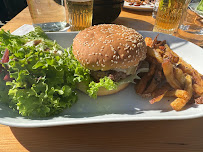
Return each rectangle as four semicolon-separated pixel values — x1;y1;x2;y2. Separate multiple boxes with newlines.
153;0;191;35
65;0;93;31
26;0;68;32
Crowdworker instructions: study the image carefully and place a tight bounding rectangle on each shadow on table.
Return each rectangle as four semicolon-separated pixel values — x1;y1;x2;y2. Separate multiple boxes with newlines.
113;17;154;31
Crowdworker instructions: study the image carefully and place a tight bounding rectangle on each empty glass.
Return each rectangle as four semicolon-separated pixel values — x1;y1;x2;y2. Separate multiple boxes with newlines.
27;0;68;32
175;0;203;46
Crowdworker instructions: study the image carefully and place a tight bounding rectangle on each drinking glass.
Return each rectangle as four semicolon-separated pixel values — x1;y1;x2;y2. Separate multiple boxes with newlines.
65;0;94;31
27;0;68;32
152;0;160;19
153;0;191;35
175;0;203;47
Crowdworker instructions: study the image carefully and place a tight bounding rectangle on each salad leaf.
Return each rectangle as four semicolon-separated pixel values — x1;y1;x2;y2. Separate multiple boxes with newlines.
0;27;90;117
87;76;118;99
197;0;203;12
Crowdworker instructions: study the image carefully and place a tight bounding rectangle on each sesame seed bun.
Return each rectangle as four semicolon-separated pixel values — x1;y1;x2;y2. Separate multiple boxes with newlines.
72;24;147;71
77;82;129;96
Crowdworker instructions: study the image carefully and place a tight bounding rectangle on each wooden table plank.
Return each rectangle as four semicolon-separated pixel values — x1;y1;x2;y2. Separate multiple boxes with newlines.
0;127;28;152
0;119;203;152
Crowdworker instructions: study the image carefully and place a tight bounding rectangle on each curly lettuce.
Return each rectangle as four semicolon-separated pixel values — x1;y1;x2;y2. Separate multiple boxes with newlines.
0;27;90;117
86;65;149;99
87;77;118;99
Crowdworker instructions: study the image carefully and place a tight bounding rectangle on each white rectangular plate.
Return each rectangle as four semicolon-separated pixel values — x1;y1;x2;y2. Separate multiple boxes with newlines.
0;31;203;127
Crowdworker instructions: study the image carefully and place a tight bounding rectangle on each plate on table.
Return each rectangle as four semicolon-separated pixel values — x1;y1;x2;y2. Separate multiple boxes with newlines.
123;1;154;11
0;31;203;128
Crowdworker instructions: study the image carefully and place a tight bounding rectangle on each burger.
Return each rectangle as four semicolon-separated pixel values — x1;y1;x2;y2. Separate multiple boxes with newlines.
72;24;147;97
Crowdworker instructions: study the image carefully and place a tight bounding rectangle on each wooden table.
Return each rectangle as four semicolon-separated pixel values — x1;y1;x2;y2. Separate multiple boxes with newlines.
1;7;203;152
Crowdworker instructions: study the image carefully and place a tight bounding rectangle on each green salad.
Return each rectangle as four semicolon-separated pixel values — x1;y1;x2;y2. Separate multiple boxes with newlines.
0;27;121;117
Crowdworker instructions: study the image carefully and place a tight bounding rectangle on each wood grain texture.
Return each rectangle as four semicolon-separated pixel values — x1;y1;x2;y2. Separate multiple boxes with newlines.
1;119;203;152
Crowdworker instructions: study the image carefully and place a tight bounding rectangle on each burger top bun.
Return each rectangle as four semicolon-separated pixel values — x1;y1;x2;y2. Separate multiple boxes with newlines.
73;24;147;71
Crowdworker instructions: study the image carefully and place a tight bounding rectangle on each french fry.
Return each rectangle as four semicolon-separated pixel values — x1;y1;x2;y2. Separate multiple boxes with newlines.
159;45;166;51
135;63;156;94
195;96;203;104
170;74;193;111
193;84;203;96
156;40;166;47
149;93;166;104
145;35;166;50
163;51;179;64
162;58;182;89
143;69;163;94
177;63;193;75
150;83;171;104
164;44;180;59
151;34;159;48
147;47;163;63
145;37;153;47
170;98;187;111
184;74;193;100
165;89;189;100
171;44;199;77
141;35;203;111
192;71;203;86
173;67;185;88
177;63;193;76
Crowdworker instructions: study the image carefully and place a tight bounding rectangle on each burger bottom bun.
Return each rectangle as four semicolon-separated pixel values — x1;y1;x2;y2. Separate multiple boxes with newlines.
77;82;129;96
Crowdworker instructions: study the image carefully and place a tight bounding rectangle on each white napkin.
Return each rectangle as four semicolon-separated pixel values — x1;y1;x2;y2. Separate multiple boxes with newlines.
12;24;70;36
12;24;35;36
